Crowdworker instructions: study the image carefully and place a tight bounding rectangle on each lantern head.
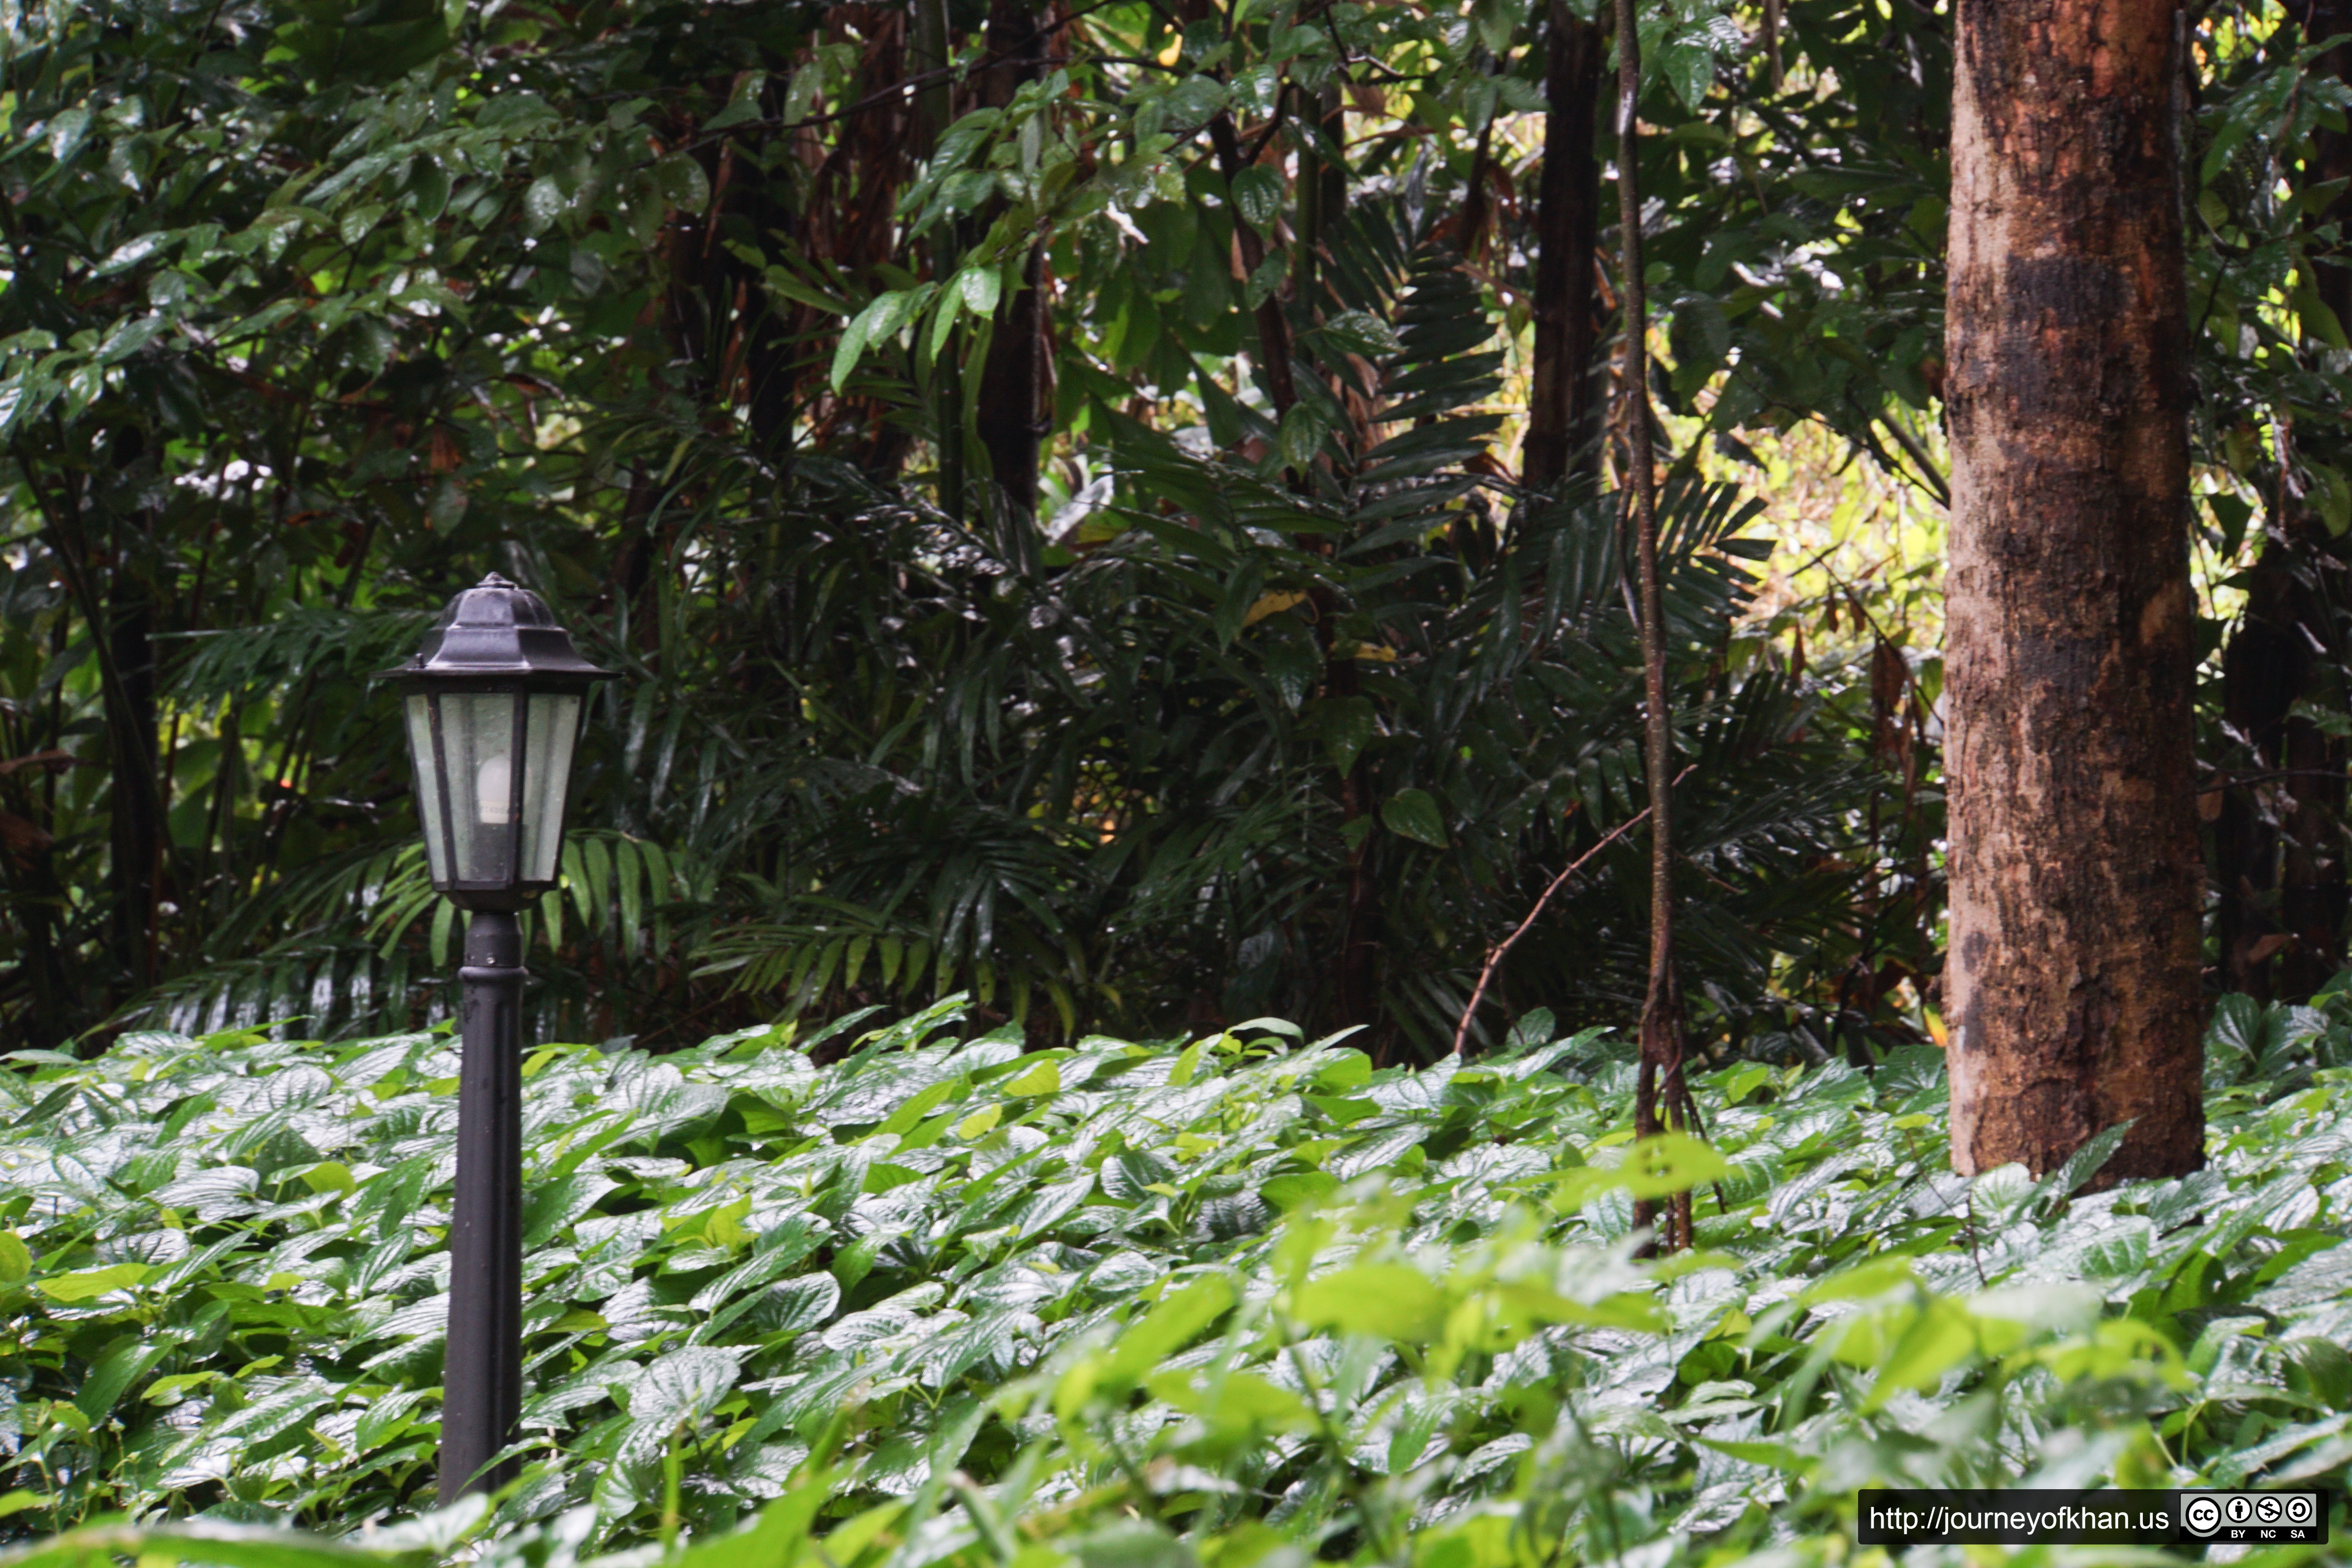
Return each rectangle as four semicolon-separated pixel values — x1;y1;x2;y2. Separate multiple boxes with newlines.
388;574;616;909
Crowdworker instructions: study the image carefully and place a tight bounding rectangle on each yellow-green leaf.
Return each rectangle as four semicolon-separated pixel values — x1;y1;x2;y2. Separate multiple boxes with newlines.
1293;1264;1446;1341
1614;1132;1729;1197
1004;1060;1059;1096
299;1161;355;1196
39;1263;150;1302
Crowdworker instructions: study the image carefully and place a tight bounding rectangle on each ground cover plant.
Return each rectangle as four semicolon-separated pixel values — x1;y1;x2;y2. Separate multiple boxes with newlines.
0;995;2348;1565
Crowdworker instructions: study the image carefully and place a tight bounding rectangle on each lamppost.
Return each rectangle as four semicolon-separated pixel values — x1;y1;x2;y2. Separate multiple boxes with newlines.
389;573;615;1504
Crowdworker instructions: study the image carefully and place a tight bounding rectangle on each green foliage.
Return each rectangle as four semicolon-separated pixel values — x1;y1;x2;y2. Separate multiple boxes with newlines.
0;0;799;1041
0;998;2348;1560
2188;24;2352;528
687;425;1871;1054
0;0;1927;1057
0;0;2332;1062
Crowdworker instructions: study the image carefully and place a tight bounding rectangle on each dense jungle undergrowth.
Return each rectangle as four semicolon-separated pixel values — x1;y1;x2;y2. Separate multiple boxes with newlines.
0;992;2347;1566
13;0;2352;1084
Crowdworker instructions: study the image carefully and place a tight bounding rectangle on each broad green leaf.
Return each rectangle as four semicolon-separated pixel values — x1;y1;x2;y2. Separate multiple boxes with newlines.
1470;0;1526;54
39;1264;149;1302
1616;1132;1730;1196
1544;1133;1730;1209
1145;1367;1311;1427
1293;1265;1446;1341
929;287;964;357
831;289;920;392
1004;1059;1059;1096
1380;788;1448;848
706;70;767;130
1169;1037;1211;1087
957;265;1002;316
1313;695;1377;776
1086;1275;1236;1400
1262;1171;1337;1211
759;1272;841;1334
523;1172;617;1247
1230;165;1282;231
631;1346;741;1430
656;153;711;214
299;1161;355;1196
1318;310;1403;359
521;175;566;233
1276;403;1325;470
76;1339;168;1425
1658;39;1714;110
2209;993;2261;1066
1860;1297;1979;1407
1968;1283;2102;1351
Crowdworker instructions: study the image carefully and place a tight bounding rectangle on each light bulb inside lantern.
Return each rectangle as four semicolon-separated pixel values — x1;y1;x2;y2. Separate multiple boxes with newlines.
477;753;513;825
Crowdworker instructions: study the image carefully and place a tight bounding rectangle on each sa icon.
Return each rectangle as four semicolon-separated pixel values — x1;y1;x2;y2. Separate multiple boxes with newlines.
2182;1495;2223;1537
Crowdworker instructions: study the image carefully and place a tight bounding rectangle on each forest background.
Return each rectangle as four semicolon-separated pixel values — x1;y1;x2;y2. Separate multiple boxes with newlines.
0;0;2333;1063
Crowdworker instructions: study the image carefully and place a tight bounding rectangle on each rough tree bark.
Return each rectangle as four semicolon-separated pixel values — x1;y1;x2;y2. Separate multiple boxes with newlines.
1944;0;2203;1178
1524;0;1606;490
975;0;1050;517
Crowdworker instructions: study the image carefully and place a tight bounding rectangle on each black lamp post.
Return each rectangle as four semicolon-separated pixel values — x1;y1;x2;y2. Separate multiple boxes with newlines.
388;573;614;1504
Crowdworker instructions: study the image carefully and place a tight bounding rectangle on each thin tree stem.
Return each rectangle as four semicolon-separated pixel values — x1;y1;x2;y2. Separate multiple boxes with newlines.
1450;764;1693;1058
1614;0;1691;1252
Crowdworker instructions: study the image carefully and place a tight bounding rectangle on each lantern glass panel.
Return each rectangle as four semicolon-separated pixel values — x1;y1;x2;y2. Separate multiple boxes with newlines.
519;691;583;883
404;694;451;884
438;690;521;886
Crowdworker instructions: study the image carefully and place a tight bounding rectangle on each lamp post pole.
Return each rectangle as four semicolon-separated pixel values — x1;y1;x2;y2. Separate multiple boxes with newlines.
386;572;615;1506
441;909;526;1503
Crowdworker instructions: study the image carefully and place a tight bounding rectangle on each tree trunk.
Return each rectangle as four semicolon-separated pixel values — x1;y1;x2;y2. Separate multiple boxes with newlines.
2211;0;2352;1003
974;0;1049;517
7;608;73;1047
1209;111;1299;419
2217;533;2344;1001
2276;699;2349;999
1524;1;1606;489
914;0;965;522
1944;0;2203;1179
106;519;162;998
2275;0;2352;995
